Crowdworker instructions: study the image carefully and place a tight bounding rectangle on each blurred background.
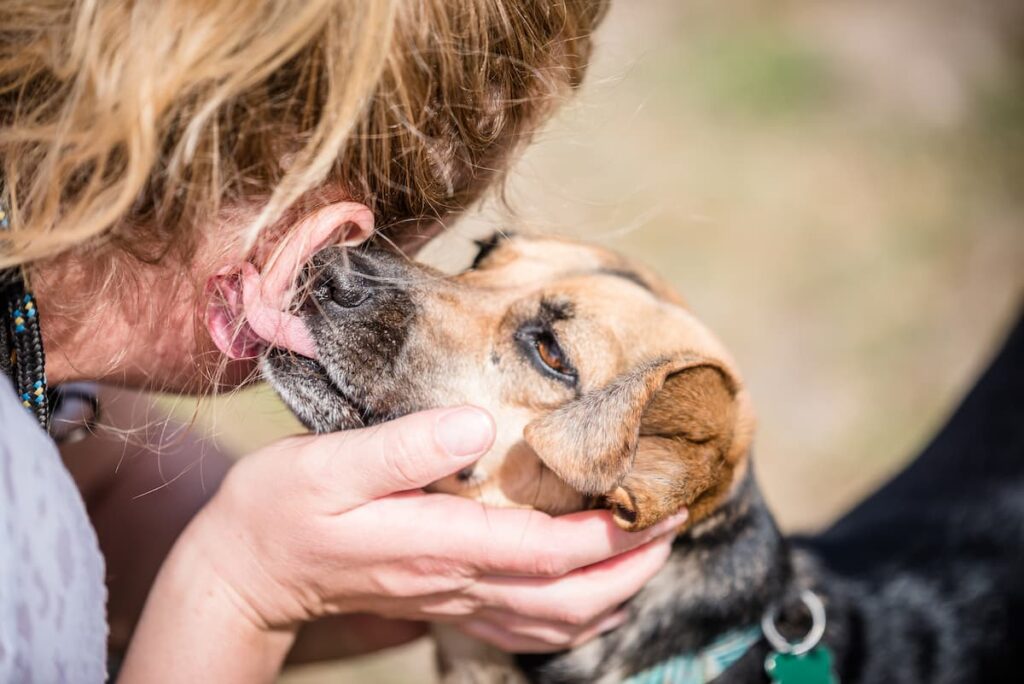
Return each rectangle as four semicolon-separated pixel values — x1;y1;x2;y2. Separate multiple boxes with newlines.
157;0;1023;681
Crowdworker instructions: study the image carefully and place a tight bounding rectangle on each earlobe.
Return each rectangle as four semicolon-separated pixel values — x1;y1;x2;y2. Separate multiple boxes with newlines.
205;202;375;360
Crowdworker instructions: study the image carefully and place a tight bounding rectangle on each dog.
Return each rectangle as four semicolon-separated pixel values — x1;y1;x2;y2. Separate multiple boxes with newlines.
263;233;1023;683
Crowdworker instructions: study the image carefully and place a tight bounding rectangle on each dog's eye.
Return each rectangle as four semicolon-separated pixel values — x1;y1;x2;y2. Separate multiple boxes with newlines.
516;325;577;385
536;336;568;374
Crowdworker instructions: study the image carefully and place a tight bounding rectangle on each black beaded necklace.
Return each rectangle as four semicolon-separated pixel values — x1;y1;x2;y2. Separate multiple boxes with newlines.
0;200;50;431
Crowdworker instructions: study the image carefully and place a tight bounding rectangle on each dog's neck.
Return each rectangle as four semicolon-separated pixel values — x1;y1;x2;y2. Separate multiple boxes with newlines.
517;464;794;684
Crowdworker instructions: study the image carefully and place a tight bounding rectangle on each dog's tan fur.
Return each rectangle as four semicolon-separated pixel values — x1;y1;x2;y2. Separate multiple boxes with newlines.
421;235;755;533
266;233;758;681
270;233;1023;683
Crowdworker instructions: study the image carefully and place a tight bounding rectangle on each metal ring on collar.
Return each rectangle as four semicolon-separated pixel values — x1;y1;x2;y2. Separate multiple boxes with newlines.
761;589;827;656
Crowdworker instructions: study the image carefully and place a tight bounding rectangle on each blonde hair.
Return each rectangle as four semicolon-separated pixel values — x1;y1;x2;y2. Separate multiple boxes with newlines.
0;0;607;267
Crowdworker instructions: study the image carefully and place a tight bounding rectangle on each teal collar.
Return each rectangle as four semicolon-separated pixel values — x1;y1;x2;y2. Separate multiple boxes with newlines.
622;626;762;684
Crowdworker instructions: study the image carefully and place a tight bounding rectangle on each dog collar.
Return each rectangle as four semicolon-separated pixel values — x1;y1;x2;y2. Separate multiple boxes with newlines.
623;590;837;684
761;590;837;684
622;626;762;684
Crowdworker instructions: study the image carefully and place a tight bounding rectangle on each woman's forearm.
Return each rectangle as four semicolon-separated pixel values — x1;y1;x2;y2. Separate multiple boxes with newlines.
118;520;295;683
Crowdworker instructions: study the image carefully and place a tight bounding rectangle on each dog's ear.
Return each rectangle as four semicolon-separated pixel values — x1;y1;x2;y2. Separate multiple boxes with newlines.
471;231;516;270
524;356;753;531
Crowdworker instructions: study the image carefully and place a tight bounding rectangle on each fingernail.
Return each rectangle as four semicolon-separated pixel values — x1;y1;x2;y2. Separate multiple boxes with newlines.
436;407;495;459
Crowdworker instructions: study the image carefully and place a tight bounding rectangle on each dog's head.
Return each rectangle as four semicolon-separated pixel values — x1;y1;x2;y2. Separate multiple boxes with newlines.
264;234;755;531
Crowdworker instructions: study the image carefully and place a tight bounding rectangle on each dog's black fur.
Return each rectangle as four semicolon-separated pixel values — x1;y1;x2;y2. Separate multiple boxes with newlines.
266;242;1024;682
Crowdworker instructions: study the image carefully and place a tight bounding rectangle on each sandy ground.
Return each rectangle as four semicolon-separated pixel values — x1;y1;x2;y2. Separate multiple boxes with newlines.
152;1;1022;681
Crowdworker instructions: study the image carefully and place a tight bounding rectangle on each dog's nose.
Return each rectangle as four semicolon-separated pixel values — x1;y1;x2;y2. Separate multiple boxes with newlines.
329;272;372;308
321;252;375;309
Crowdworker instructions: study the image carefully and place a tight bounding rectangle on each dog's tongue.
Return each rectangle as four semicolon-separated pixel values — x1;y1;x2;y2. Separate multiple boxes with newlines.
209;202;375;362
240;262;318;359
243;302;318;359
206;264;318;361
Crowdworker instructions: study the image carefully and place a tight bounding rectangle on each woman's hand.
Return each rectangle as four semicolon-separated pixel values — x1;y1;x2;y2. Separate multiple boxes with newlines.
120;407;685;683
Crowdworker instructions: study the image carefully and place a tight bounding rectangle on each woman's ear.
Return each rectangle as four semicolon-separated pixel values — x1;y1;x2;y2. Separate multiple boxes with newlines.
205;202;374;360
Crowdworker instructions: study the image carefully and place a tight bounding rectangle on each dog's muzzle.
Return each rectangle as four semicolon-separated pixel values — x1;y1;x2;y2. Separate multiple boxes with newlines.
306;250;381;313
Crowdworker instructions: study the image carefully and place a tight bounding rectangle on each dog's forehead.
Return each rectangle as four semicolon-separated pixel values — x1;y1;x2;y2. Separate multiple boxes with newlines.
452;234;739;376
464;235;684;304
554;275;731;365
471;235;610;281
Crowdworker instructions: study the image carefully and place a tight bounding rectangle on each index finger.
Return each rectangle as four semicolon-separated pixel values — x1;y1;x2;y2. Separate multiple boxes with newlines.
435;499;688;577
343;492;687;577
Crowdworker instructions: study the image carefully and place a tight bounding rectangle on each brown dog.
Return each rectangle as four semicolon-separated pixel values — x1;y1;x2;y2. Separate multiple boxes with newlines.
429;235;755;536
266;233;1023;683
266;233;754;531
264;233;758;680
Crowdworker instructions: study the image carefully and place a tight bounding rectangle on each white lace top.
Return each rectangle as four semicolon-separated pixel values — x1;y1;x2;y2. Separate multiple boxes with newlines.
0;376;108;682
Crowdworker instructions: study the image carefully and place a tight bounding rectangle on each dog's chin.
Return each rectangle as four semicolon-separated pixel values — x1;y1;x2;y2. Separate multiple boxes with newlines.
261;351;395;433
320;380;384;431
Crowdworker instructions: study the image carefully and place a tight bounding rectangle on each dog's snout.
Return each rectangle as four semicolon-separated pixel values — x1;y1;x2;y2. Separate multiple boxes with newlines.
291;244;423;425
308;251;379;311
327;270;373;309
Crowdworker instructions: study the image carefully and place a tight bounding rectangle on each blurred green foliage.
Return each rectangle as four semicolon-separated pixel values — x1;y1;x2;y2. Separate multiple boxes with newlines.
680;28;834;118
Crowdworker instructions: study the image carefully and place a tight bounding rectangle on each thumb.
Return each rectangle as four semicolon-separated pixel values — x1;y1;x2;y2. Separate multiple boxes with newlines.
304;406;495;508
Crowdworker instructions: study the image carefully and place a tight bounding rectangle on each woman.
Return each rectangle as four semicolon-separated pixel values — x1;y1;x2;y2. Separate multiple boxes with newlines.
0;1;688;681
